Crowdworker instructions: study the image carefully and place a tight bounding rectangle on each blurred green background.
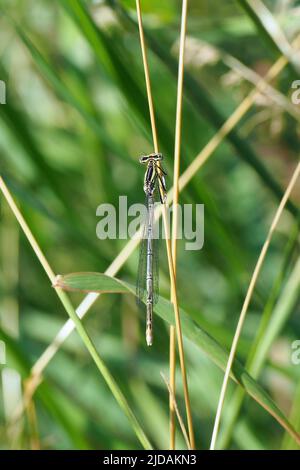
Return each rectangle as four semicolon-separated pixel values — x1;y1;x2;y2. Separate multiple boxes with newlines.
0;0;300;450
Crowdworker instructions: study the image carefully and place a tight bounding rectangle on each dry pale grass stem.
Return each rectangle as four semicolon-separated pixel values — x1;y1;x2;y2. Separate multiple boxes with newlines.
161;373;191;450
210;161;300;450
169;0;189;450
135;0;195;449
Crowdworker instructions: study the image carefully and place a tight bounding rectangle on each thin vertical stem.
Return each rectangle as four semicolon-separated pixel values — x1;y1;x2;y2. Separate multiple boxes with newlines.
170;0;189;450
169;326;177;448
25;400;40;450
0;178;56;283
135;0;195;449
135;0;159;154
161;373;191;450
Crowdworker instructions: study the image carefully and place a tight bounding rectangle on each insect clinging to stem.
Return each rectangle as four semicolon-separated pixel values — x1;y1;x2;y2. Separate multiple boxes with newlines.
136;152;167;346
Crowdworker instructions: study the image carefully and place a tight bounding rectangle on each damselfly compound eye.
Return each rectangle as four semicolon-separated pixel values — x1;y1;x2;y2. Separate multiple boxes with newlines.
139;155;149;164
153;153;163;161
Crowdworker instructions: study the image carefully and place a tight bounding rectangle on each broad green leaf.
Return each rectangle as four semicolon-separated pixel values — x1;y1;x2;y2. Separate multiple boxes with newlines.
54;272;130;294
55;271;300;446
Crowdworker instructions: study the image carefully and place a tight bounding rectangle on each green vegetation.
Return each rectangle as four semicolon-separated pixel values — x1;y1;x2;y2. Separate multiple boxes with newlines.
0;0;299;450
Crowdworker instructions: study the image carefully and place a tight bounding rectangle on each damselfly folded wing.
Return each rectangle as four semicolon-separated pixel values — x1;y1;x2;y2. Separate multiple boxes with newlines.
136;194;159;306
136;205;147;306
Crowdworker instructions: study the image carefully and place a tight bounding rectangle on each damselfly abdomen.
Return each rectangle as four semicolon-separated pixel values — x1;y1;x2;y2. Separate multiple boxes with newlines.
136;153;167;346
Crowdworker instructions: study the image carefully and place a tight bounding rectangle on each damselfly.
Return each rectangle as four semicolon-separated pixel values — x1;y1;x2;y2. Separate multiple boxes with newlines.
136;153;167;346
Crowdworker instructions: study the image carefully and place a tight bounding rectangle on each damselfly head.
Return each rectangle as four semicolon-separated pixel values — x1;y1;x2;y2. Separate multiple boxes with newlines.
139;153;163;164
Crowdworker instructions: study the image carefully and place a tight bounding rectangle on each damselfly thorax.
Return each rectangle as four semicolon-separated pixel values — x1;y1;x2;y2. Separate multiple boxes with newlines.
136;153;167;346
139;153;167;203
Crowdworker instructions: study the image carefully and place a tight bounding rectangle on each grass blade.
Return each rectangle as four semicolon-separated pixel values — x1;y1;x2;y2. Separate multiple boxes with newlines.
107;0;299;218
60;0;173;151
169;0;189;450
10;23;127;160
210;161;300;449
282;380;300;450
218;221;300;448
237;0;300;73
55;271;300;446
0;177;152;450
